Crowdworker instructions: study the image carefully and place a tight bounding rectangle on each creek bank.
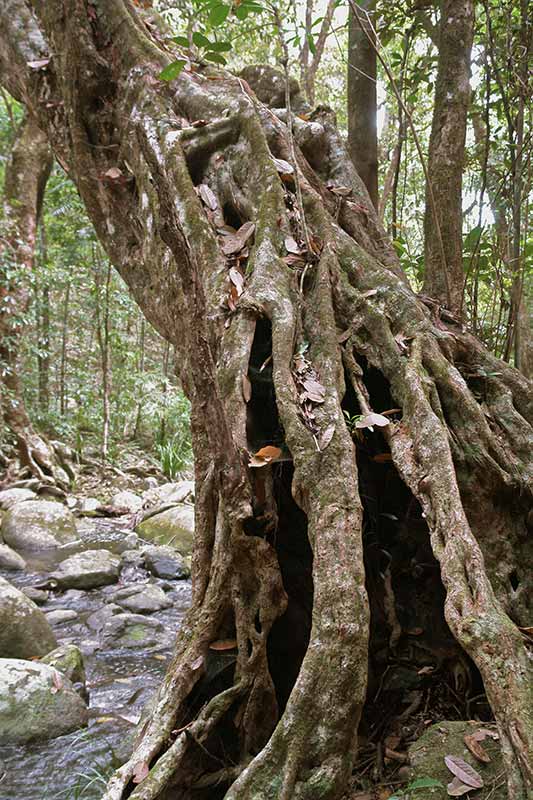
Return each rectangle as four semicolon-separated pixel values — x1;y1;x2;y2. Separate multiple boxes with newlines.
0;479;194;799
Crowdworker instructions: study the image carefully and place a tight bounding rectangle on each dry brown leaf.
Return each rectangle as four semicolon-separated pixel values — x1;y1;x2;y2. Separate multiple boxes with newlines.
284;235;301;255
444;755;483;789
104;167;123;180
255;445;282;460
198;183;218;210
446;777;472;797
318;423;335;451
222;222;255;256
190;655;204;670
283;254;306;267
328;184;352;197
229;267;245;296
361;288;378;298
132;761;150;784
273;157;294;175
472;728;499;742
371;453;392;463
209;639;237;651
303;378;326;403
464;733;491;764
242;374;252;402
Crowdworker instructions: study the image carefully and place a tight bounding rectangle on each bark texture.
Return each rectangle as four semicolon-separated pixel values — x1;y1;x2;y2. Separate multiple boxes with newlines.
1;111;71;487
0;3;531;799
347;0;378;210
423;0;475;315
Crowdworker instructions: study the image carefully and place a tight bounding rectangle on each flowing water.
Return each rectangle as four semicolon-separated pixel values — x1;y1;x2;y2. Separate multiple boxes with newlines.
0;518;192;800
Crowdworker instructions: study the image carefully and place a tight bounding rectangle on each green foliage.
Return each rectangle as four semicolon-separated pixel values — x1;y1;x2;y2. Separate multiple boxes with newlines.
388;776;444;799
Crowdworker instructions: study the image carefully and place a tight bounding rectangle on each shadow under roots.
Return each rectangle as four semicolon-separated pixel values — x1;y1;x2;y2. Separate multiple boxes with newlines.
342;358;491;786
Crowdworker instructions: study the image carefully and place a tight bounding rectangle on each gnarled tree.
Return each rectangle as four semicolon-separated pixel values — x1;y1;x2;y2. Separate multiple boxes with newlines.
0;2;531;798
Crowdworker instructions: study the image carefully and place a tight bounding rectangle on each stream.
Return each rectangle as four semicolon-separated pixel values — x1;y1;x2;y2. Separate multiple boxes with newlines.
0;518;192;800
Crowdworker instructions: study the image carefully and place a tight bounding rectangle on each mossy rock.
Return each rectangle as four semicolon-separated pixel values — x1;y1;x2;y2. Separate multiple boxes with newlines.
408;720;506;800
137;504;194;554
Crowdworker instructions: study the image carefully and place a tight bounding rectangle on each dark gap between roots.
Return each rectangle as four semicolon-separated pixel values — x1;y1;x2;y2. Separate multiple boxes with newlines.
341;360;491;787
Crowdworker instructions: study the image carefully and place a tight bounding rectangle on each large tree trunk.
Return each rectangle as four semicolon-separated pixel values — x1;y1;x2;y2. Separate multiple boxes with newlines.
0;110;71;487
1;3;531;798
423;0;475;316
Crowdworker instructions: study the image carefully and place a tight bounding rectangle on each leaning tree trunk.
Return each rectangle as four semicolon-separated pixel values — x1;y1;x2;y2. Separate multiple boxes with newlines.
1;2;531;798
1;110;72;487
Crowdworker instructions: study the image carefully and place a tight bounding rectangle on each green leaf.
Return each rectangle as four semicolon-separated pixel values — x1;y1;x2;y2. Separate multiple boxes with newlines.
172;35;190;47
193;31;211;48
207;41;232;52
307;33;316;55
159;60;187;81
234;4;249;18
410;777;444;790
209;4;230;25
203;51;227;64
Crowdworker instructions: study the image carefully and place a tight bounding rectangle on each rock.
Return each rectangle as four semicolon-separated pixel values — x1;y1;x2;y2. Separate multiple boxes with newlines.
102;612;163;648
111;490;143;513
0;543;26;570
21;586;48;605
0;659;88;744
86;603;122;632
409;720;505;800
110;583;172;614
45;609;79;624
142;480;195;507
0;577;57;659
0;487;36;510
1;500;77;551
143;477;159;491
143;544;190;580
78;497;100;517
49;549;120;589
137;503;194;554
41;644;86;688
124;532;140;549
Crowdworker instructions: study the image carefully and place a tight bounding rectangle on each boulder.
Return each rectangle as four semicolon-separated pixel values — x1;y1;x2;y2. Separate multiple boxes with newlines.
49;549;120;589
1;500;77;551
110;583;172;614
142;480;194;507
45;609;78;625
41;644;86;689
409;720;505;800
0;543;26;570
0;577;57;659
102;612;163;648
0;487;36;510
78;497;100;517
21;586;48;605
0;659;88;744
137;503;194;554
111;490;143;513
86;603;122;632
143;544;190;580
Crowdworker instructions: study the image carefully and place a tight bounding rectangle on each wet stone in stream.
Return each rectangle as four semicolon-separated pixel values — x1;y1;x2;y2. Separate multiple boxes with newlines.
0;518;192;800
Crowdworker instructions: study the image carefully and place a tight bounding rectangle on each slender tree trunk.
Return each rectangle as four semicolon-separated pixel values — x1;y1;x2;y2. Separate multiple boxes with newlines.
94;251;113;461
59;280;71;417
423;0;475;315
347;0;378;209
37;224;51;412
0;111;68;485
132;316;146;440
1;4;531;798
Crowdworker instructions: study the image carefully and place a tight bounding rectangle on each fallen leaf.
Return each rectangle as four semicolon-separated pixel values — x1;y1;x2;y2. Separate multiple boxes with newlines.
242;374;252;402
328;184;352;197
444;755;483;789
355;413;390;430
27;58;50;69
132;761;150;784
209;639;237;651
190;655;204;670
255;445;282;460
222;222;255;256
464;733;491;764
303;378;326;403
472;728;499;742
103;166;123;180
318;423;335;451
198;183;218;210
229;267;245;296
283;254;306;267
447;777;472;796
273;157;294;175
284;235;301;255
